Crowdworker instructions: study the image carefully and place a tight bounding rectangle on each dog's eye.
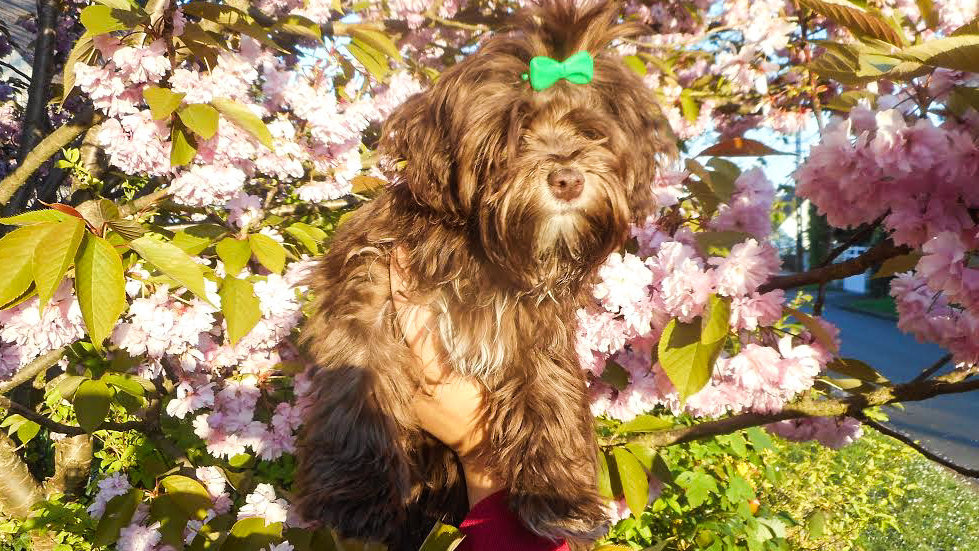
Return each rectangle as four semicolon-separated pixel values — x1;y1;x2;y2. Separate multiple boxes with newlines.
580;128;604;141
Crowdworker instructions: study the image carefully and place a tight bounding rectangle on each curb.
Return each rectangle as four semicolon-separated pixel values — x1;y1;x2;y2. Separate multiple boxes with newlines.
831;301;899;322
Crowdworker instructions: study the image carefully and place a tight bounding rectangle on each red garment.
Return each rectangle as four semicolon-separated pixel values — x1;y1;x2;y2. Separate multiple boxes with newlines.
458;491;570;551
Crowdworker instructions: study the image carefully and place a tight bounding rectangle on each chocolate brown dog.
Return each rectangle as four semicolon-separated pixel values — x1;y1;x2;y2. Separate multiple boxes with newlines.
294;1;675;547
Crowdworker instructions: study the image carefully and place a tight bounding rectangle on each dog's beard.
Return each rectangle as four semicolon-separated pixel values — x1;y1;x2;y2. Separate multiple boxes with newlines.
478;169;627;293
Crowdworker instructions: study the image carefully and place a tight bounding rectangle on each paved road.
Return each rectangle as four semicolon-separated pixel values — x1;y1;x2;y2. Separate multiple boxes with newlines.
817;297;979;472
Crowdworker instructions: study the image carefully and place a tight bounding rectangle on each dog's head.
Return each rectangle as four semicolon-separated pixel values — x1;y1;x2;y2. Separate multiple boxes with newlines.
380;0;676;292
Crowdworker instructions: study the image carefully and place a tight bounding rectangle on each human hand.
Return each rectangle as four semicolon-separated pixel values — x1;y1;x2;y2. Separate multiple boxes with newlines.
389;247;503;506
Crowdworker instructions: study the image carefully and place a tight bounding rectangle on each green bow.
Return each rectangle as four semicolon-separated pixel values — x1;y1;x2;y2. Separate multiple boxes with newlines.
521;51;594;91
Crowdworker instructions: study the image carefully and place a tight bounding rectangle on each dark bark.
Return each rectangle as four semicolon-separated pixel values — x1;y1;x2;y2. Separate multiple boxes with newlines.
759;239;912;293
16;0;60;164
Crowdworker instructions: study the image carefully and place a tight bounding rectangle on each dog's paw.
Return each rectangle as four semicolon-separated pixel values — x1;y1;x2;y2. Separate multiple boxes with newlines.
511;490;610;544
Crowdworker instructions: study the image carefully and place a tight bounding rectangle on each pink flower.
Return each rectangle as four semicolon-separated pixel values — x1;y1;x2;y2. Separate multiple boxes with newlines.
87;473;132;518
729;290;784;331
238;484;289;526
709;239;780;297
118;522;162;551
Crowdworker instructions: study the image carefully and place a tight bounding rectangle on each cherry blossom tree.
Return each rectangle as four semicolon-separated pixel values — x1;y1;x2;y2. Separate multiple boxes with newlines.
0;0;977;550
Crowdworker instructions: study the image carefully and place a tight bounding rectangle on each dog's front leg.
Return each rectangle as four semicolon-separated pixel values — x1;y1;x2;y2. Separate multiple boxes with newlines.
484;356;610;546
294;253;421;543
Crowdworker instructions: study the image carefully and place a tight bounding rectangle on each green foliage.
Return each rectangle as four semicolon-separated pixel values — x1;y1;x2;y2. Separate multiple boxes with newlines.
657;295;730;403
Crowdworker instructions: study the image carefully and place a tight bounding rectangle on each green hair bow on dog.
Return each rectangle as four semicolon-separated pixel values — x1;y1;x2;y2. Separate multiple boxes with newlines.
521;51;594;91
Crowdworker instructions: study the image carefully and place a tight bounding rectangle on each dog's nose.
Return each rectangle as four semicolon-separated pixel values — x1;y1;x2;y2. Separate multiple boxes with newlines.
547;168;584;201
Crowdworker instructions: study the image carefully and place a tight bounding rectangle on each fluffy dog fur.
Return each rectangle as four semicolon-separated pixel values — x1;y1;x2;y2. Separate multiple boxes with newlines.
294;1;675;548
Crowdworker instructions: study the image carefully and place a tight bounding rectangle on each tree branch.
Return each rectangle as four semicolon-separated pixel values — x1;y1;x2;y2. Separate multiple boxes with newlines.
44;434;93;498
16;0;59;164
0;348;66;396
0;432;43;519
0;395;147;436
0;106;104;207
759;239;911;293
912;353;952;383
117;187;172;217
858;416;979;478
614;375;979;455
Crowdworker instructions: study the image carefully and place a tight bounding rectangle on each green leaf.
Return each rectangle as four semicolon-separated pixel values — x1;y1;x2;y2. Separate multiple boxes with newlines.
616;414;673;434
284;225;319;254
73;379;112;433
783;307;839;354
657;295;728;404
220;276;261;346
808;509;830;539
679;89;699;123
178;103;220;140
102;373;146;397
675;470;718;508
798;0;905;46
248;234;286;274
623;55;647;76
32;217;86;310
746;426;774;451
290;221;327;240
94;489;141;546
826;357;889;383
170;123;198;166
79;4;144;35
624;443;655;471
61;32;95;102
54;375;86;401
701;295;730;345
144;86;186;120
348;38;389;80
872;252;922;278
16;419;40;444
149;494;192;549
171;224;228;255
74;234;126;351
161;475;213;521
216;237;252;275
724;474;755;503
129;235;212;304
897;34;979;72
418;522;466;551
0;225;50;308
915;0;939;29
728;432;748;458
106;219;146;241
219;517;283;551
597;451;613;499
600;360;630;391
0;210;69;226
276;14;322;40
693;230;753;256
75;199;120;230
211;98;274;150
348;26;403;61
612;447;649;518
699;138;789;157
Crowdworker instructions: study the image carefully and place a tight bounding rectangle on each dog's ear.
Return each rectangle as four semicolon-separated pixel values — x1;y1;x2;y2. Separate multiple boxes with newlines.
379;89;468;223
597;61;678;223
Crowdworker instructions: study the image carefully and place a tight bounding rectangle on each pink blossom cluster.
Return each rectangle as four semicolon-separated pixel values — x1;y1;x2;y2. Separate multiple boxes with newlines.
0;280;86;375
578;227;832;424
710;167;776;239
890;271;979;366
798;107;979;366
766;416;864;449
797;109;979;241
